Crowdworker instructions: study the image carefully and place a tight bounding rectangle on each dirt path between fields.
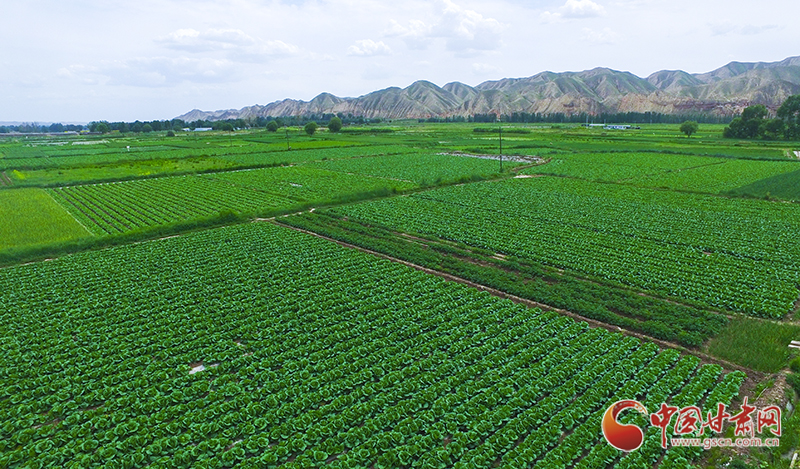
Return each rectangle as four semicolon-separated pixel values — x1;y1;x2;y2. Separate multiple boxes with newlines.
0;171;11;186
273;219;764;380
439;151;544;164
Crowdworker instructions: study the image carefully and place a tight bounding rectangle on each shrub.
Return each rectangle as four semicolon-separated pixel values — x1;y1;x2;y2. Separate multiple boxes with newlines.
327;117;342;133
787;373;800;395
304;122;318;135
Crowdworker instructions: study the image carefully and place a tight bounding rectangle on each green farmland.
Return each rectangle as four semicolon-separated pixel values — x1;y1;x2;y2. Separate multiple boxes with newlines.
0;188;92;249
0;222;745;469
1;123;798;468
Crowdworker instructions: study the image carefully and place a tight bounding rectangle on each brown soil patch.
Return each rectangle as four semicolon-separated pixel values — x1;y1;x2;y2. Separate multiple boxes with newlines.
753;374;790;409
724;373;791;459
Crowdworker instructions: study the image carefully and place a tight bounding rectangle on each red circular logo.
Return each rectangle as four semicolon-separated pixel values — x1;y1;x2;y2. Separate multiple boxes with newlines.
602;400;648;452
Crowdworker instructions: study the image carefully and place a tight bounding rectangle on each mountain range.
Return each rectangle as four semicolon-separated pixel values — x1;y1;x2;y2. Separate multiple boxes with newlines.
176;56;800;122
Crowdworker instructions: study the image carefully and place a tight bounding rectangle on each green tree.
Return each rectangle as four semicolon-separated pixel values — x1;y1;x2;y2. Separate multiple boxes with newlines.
327;116;343;132
777;94;800;140
304;122;318;135
221;123;234;132
723;104;768;139
762;119;785;140
679;121;699;138
94;122;110;134
142;124;153;133
266;121;279;132
741;104;768;122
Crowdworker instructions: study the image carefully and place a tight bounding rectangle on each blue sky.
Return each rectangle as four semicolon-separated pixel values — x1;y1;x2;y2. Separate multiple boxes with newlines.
2;0;797;122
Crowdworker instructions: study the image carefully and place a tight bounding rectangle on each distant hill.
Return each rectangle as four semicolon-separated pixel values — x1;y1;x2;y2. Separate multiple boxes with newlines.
176;55;800;121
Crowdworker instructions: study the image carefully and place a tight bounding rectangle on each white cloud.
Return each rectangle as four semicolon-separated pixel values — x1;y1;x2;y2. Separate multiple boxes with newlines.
347;39;392;57
157;28;252;52
581;27;620;44
542;0;606;21
472;62;500;74
233;40;300;62
433;0;504;53
385;0;504;55
561;0;606;18
58;57;238;88
710;21;779;37
156;28;299;61
385;19;434;50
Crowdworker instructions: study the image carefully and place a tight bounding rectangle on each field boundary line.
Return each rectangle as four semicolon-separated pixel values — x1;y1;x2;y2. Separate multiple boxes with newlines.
43;188;95;237
273;219;763;379
615;159;728;182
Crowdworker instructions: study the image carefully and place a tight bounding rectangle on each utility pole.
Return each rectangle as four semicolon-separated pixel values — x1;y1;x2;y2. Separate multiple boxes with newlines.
498;116;503;172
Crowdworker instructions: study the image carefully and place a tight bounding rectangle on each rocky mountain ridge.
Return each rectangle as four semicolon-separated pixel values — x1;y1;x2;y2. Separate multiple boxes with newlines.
177;55;800;121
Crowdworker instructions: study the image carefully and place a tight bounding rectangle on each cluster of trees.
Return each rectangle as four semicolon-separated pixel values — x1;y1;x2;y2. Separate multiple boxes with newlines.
0;123;86;134
88;120;188;134
419;116;469;123
86;113;369;135
723;95;800;140
188;114;379;131
299;117;341;135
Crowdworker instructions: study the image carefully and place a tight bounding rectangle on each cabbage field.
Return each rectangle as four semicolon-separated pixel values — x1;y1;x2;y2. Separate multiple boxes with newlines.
1;123;798;468
0;223;744;468
328;177;800;319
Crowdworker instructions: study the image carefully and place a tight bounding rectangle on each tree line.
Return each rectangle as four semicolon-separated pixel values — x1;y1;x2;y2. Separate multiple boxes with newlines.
471;111;732;125
723;95;800;140
21;100;800;136
0;123;86;134
86;114;383;134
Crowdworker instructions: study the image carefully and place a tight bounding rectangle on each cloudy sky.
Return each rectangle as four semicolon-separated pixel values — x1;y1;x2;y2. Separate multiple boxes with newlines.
2;0;798;122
